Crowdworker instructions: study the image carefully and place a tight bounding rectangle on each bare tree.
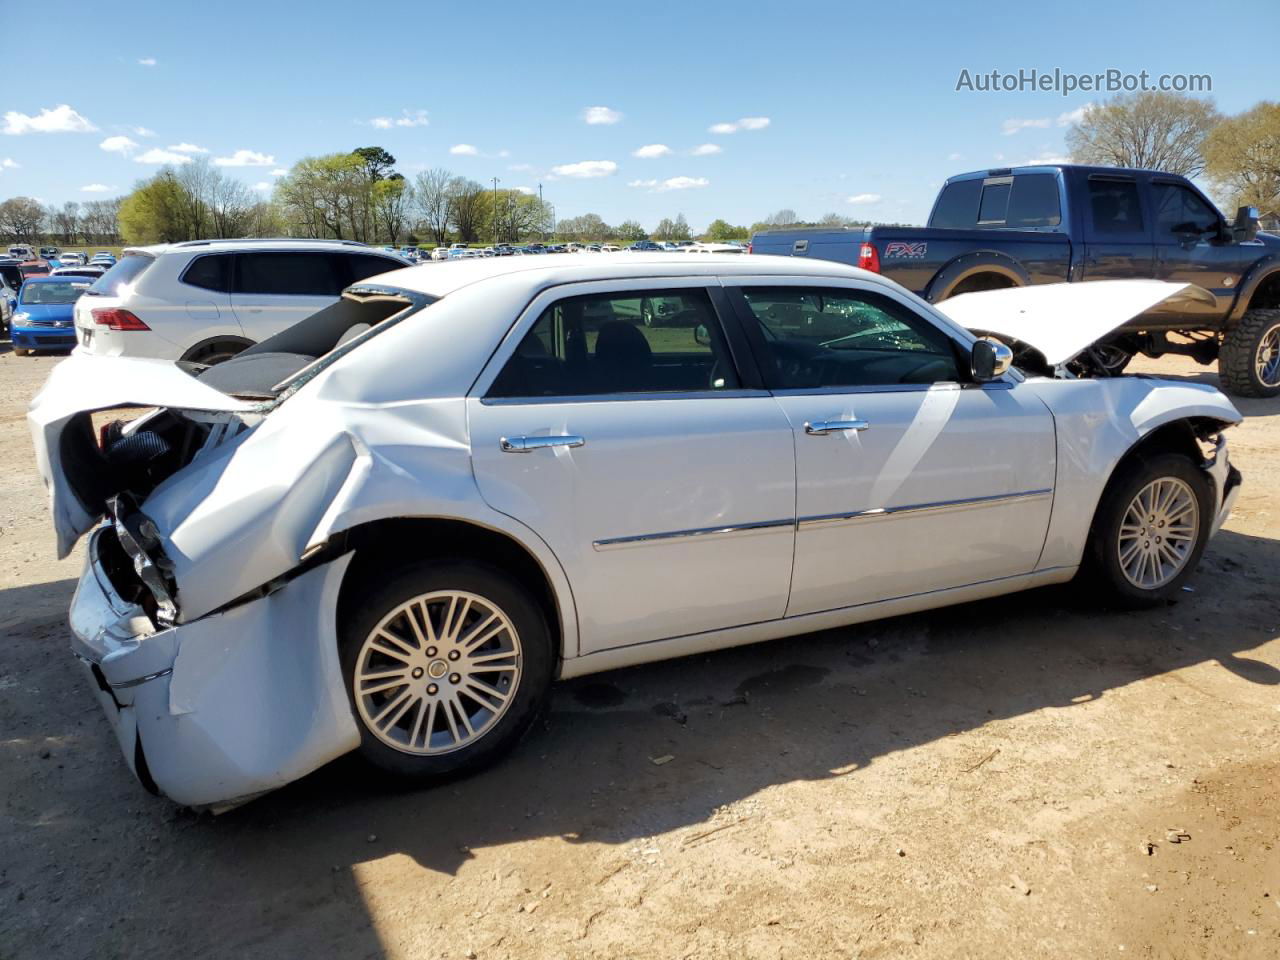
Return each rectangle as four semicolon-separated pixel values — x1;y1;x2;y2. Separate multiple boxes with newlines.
54;201;81;243
447;177;487;242
1204;101;1280;214
1065;92;1221;177
0;196;46;241
413;167;453;245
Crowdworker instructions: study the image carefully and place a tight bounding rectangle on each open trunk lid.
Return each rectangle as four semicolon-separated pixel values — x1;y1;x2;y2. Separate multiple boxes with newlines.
29;354;256;558
934;279;1215;366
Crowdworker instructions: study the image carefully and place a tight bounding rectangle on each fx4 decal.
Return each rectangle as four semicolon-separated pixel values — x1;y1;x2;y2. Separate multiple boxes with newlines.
883;241;928;259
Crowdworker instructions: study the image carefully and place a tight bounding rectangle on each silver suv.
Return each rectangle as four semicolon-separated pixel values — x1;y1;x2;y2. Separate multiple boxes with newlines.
73;238;408;363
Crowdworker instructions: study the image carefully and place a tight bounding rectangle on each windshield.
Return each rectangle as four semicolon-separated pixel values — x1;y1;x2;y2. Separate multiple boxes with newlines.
20;280;91;305
87;253;154;297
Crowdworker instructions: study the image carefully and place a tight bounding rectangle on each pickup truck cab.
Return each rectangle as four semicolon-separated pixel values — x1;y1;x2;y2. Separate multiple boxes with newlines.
751;165;1280;396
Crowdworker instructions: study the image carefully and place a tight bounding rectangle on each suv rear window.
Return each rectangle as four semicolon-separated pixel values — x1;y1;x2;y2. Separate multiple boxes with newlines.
929;179;982;229
181;253;233;292
88;253;155;297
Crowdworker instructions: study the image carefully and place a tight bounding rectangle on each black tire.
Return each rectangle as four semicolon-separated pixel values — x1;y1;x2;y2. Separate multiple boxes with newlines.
1084;453;1213;608
181;338;251;366
640;297;655;327
1219;308;1280;398
339;560;553;783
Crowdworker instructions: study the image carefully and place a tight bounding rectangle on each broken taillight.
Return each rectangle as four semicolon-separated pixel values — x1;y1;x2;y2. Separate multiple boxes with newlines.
91;308;150;331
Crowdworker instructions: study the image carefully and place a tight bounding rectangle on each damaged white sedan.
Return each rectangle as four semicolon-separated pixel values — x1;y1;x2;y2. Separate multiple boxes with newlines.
30;255;1243;810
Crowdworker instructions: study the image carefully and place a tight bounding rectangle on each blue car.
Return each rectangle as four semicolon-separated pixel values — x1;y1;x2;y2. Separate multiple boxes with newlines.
9;275;91;355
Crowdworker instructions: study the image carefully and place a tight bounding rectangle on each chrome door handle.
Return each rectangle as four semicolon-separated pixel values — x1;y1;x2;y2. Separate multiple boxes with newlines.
804;419;869;436
500;434;586;453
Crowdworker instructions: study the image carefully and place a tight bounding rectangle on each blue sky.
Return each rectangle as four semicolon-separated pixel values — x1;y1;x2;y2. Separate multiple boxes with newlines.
2;0;1273;230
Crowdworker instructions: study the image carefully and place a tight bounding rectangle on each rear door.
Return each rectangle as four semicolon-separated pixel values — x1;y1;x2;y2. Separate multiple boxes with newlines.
230;251;347;341
467;279;797;655
1081;175;1155;280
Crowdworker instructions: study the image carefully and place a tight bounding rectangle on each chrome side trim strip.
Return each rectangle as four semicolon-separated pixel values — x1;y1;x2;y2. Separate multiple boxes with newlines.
797;488;1053;528
593;518;793;551
111;668;173;690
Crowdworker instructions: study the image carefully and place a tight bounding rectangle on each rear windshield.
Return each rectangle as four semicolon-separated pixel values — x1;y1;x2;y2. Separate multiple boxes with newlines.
20;280;91;304
88;253;155;297
929;179;983;228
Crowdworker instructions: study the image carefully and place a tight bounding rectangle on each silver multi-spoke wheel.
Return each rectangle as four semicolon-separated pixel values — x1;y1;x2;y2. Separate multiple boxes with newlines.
1116;477;1199;590
354;590;522;756
1255;322;1280;388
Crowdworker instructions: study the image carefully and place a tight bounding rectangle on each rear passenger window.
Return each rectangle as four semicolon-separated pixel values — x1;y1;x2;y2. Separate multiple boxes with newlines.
930;179;982;229
235;253;342;296
1006;174;1061;227
1088;179;1145;235
181;254;232;292
487;289;738;398
346;254;405;285
977;180;1012;224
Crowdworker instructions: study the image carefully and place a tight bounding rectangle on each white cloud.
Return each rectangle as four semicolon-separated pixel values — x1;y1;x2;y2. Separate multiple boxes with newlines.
691;143;722;156
367;109;430;129
1;158;18;168
99;135;138;154
550;160;617;178
450;143;479;156
214;149;276;167
132;126;156;137
496;149;510;158
709;116;770;134
629;176;709;192
847;193;882;205
135;147;193;165
1057;103;1093;127
582;106;622;125
948;152;963;161
513;185;536;195
3;104;97;135
80;183;114;193
508;163;532;172
271;167;288;176
252;181;272;191
167;142;208;154
633;143;671;159
138;57;157;66
1001;117;1050;136
1011;151;1072;166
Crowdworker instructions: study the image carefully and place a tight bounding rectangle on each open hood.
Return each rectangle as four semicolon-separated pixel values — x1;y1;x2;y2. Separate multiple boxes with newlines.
28;354;255;558
935;280;1216;366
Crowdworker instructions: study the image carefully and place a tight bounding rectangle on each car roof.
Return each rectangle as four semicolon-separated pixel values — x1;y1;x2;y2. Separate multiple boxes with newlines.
122;238;399;257
362;251;878;300
22;274;87;283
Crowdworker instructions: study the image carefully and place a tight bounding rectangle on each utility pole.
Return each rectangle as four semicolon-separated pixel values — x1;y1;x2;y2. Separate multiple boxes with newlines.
538;183;545;240
492;177;501;246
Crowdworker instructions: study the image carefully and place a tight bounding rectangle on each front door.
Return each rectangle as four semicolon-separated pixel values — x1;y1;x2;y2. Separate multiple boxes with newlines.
467;281;797;654
726;280;1057;617
1151;179;1256;322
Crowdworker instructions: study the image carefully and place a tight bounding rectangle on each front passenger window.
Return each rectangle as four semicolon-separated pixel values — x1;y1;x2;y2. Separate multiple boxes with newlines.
487;289;739;398
738;287;960;389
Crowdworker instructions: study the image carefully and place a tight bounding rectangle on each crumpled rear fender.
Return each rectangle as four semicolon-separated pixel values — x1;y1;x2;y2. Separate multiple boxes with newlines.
1024;376;1242;569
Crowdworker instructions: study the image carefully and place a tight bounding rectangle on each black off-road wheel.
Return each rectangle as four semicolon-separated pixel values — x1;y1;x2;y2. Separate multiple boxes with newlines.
1219;308;1280;398
339;560;553;783
1084;453;1213;608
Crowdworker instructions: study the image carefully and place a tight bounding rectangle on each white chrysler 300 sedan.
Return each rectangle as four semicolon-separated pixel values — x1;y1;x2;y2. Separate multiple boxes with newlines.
30;254;1242;810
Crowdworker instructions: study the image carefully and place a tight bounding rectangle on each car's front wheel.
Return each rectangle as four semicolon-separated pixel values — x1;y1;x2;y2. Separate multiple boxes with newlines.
1086;453;1212;607
339;561;553;782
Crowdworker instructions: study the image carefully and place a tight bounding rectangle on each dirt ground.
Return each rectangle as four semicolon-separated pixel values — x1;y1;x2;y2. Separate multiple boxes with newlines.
1;344;1277;960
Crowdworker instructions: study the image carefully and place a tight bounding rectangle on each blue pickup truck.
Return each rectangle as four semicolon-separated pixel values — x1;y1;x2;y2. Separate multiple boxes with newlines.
750;164;1280;396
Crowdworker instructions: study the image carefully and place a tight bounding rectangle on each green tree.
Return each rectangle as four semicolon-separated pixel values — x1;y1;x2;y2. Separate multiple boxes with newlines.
1204;101;1280;214
703;218;747;241
118;173;190;243
616;219;646;241
1066;92;1221;177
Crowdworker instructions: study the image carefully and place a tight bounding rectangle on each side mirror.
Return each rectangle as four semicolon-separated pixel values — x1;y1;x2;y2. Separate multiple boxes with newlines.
1233;205;1259;244
971;337;1013;381
693;323;711;346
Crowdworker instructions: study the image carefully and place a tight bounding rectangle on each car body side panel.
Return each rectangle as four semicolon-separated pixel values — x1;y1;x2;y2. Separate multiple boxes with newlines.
1024;377;1242;570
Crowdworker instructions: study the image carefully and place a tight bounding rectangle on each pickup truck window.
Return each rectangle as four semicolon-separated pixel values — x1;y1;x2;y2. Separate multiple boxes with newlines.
1006;174;1061;227
1153;182;1219;237
978;180;1012;224
930;179;982;229
739;287;959;389
1087;179;1145;235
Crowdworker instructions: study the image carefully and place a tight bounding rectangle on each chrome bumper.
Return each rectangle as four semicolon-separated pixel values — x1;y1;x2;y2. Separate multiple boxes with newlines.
70;530;361;810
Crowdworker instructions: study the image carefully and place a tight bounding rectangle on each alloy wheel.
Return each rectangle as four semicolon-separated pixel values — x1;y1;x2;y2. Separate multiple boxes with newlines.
353;590;523;755
1116;477;1199;590
1255;322;1280;387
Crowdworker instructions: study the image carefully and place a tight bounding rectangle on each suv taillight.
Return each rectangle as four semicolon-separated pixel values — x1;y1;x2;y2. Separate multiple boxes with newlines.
91;308;150;331
857;243;880;273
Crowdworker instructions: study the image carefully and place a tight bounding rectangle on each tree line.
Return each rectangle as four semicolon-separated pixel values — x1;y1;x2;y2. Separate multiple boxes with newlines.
0;195;123;246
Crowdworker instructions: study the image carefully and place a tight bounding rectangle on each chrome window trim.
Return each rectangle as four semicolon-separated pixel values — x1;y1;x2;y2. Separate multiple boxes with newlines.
482;388;773;406
798;488;1052;528
593;488;1052;550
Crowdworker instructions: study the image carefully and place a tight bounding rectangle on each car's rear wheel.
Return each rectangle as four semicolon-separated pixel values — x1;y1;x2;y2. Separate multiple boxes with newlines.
181;337;251;366
1086;453;1212;607
339;561;552;782
1219;308;1280;398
